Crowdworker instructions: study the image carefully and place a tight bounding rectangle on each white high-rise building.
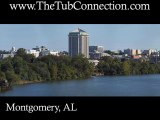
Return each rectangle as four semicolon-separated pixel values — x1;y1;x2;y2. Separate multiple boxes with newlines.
68;28;89;58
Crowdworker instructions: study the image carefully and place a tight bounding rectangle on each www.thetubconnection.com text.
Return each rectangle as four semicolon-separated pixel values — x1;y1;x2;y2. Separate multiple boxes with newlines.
9;1;150;11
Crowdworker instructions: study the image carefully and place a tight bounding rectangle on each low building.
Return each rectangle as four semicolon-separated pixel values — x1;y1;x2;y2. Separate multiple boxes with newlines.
124;49;132;56
29;46;59;57
131;49;137;56
26;50;40;58
0;47;16;59
143;49;157;56
124;49;142;56
88;60;99;66
32;46;48;52
89;52;111;60
11;47;16;52
140;56;149;62
111;50;122;54
136;49;141;55
40;50;59;56
89;46;104;53
0;53;14;59
132;55;141;59
112;55;123;60
49;51;59;56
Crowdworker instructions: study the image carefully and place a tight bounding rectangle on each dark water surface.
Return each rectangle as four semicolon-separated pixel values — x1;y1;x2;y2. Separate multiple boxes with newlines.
1;75;160;96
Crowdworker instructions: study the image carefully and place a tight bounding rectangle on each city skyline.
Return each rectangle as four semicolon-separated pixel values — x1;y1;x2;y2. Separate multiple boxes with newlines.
0;24;160;51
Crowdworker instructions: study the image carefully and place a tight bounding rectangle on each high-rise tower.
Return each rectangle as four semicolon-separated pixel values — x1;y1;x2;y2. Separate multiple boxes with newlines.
68;28;89;58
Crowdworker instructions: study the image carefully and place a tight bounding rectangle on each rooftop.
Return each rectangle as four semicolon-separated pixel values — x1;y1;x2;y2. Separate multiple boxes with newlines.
69;28;89;36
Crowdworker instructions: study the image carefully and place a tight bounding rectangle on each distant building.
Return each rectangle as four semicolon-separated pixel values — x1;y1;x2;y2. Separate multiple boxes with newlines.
131;49;137;55
28;46;59;57
88;60;99;66
112;55;123;60
40;50;59;56
11;47;16;52
140;56;150;62
143;50;148;55
59;51;68;56
89;46;104;53
111;50;121;54
143;49;157;56
26;50;40;58
0;53;14;59
49;51;59;56
32;46;48;52
136;49;141;55
89;52;111;60
124;49;141;56
68;28;89;58
132;55;141;59
124;49;132;56
0;47;16;59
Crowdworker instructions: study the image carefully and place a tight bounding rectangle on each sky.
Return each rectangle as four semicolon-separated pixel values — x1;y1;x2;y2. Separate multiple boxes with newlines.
0;24;160;51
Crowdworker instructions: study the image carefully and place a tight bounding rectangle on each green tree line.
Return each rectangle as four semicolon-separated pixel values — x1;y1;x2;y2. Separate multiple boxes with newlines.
1;48;160;86
97;56;160;75
0;48;94;84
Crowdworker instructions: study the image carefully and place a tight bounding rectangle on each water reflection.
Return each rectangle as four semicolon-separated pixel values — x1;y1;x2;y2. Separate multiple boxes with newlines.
1;75;160;96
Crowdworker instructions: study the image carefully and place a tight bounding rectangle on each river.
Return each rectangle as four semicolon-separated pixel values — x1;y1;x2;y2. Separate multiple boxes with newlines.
1;74;160;96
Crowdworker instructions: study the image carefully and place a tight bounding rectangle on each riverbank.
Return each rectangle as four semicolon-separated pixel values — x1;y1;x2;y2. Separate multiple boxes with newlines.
12;80;45;86
10;72;160;86
9;76;94;87
92;73;104;76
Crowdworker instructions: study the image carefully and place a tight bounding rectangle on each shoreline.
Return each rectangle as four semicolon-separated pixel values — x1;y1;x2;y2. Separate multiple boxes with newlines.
12;80;45;86
11;76;94;86
10;73;160;86
0;80;45;92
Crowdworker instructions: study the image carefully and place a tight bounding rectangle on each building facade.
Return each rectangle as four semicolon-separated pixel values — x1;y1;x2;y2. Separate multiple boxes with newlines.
68;28;89;58
27;46;59;57
143;49;157;56
26;50;40;58
124;49;142;56
124;49;132;56
89;46;104;53
40;50;59;56
0;53;14;59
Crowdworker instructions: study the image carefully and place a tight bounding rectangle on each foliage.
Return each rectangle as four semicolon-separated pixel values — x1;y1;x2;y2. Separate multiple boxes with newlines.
0;48;94;84
5;71;20;83
0;71;6;80
97;56;160;76
16;48;26;57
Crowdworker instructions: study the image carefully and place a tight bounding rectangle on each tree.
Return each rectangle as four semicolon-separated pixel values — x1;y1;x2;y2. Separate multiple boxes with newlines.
101;56;113;63
140;62;150;74
131;61;141;75
23;54;35;63
71;55;94;79
49;64;58;80
122;61;132;75
30;61;51;81
0;71;6;80
16;48;26;57
1;60;13;72
5;71;20;83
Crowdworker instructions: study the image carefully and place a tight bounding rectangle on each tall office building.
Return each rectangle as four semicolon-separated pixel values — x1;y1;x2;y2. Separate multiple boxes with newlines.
68;28;89;58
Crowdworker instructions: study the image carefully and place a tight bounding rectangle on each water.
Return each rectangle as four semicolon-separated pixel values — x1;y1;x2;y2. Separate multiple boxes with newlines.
1;74;160;96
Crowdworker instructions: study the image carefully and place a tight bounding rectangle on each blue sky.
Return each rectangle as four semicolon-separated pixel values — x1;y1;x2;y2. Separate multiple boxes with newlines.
0;24;160;51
